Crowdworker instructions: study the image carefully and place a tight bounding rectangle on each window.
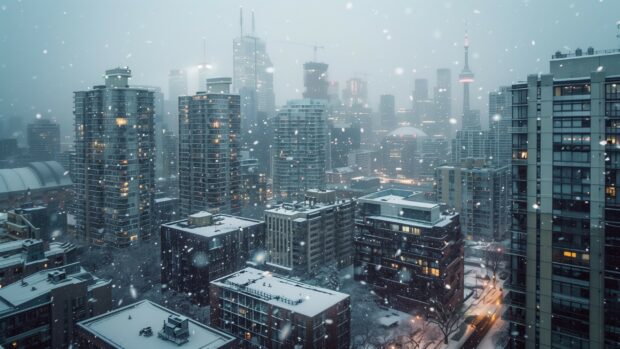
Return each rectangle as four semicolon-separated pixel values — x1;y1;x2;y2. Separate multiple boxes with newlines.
430;268;440;277
563;251;577;258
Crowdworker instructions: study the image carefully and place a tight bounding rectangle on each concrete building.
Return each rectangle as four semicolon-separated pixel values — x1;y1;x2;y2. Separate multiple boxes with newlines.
380;126;429;178
506;48;620;348
0;263;111;348
379;94;396;131
354;189;463;312
239;152;267;207
160;212;264;304
488;86;512;168
76;300;235;349
0;239;76;288
4;204;66;241
73;67;155;246
27;118;60;161
153;197;179;228
435;162;509;241
178;78;241;216
302;62;329;100
342;78;368;108
434;68;452;133
272;99;327;199
330;120;361;169
0;161;71;210
451;129;491;165
264;190;355;275
210;267;350;349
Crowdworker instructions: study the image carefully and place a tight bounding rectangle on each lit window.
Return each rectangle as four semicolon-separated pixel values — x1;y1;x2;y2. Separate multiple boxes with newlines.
607;186;616;198
582;254;590;261
563;251;577;258
130;235;138;242
519;151;528;159
115;117;128;126
431;268;440;277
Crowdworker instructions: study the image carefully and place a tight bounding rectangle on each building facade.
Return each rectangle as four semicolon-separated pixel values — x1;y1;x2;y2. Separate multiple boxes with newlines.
178;78;241;216
264;190;355;275
354;189;464;312
160;211;264;304
272;99;327;199
73;67;155;246
27;118;60;161
210;267;350;349
506;49;620;348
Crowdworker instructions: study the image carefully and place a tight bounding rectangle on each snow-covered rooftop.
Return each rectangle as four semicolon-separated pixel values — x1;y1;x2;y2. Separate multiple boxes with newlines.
162;214;262;238
0;161;71;195
77;300;235;349
212;267;349;318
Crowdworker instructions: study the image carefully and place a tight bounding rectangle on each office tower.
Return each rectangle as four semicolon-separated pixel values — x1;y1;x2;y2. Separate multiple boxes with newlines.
434;68;452;127
0;263;111;348
239;151;267;206
330;120;361;169
153;197;179;227
26;118;60;161
451;128;491;164
435;161;509;241
414;78;437;135
73;68;155;247
379;94;396;130
354;189;464;311
0;161;72;210
0;138;19;161
134;85;166;180
77;300;235;349
328;80;341;106
0;115;25;146
458;33;480;129
159;128;178;197
488;86;512;167
160;211;264;303
506;49;620;348
168;69;188;104
264;190;355;275
302;62;329;100
380;126;428;178
178;77;241;216
0;239;76;288
272;99;327;199
210;267;351;349
342;78;368;107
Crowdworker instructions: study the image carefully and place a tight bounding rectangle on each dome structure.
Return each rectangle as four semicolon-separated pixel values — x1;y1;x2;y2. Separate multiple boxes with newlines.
386;126;429;139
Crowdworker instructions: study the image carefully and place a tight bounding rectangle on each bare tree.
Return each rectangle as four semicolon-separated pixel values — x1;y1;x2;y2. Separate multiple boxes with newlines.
396;321;435;349
484;243;504;286
426;298;464;345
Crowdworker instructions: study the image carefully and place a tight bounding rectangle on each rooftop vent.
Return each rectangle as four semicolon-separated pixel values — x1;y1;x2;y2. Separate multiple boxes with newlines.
188;211;213;227
48;270;67;283
158;315;190;345
139;326;153;337
587;47;595;55
575;48;583;56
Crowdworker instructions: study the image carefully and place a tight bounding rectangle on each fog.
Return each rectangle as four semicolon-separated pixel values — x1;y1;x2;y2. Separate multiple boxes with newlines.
0;0;619;136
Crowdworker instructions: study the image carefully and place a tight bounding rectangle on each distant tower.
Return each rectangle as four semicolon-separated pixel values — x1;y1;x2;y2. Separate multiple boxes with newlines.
303;62;329;100
459;32;478;129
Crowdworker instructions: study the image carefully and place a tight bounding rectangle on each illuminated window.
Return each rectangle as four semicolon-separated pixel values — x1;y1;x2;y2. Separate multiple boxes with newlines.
607;186;616;198
582;254;590;261
563;251;577;258
245;332;252;340
422;267;428;275
430;268;440;277
130;235;138;242
390;263;399;269
402;226;410;233
115;117;128;126
519;151;528;159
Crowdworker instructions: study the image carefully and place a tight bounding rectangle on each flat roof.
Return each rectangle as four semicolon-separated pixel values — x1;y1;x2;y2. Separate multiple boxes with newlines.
162;214;262;238
78;300;235;349
212;267;349;318
361;193;438;210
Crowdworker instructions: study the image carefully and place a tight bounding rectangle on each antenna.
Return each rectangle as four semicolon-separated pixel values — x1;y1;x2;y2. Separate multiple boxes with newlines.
240;7;244;37
252;10;255;35
202;37;207;63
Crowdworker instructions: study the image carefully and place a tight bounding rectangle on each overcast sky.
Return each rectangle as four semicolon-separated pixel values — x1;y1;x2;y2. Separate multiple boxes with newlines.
1;0;619;137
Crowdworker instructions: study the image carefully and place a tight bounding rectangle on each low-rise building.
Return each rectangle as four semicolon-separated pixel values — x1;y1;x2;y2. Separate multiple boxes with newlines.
160;212;264;304
4;204;66;241
76;300;235;349
354;189;464;312
210;267;350;349
0;263;111;348
0;239;77;287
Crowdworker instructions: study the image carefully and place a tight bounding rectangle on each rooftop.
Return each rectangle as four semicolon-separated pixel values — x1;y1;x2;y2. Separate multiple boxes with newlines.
0;161;71;196
360;189;438;209
212;267;349;318
162;214;262;238
78;300;234;349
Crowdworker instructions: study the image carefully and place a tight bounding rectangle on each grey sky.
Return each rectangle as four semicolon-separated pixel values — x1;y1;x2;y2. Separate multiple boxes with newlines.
1;0;619;137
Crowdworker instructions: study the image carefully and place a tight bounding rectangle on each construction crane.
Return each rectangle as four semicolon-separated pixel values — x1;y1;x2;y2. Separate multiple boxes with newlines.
274;40;325;61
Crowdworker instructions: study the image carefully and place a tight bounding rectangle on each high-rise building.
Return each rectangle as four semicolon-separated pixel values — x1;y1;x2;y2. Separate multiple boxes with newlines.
379;94;396;130
488;86;512;168
76;300;235;349
210;267;351;349
435;161;509;241
302;62;329;100
272;99;327;199
27;118;60;161
0;263;111;348
380;126;428;178
73;68;155;247
414;78;438;135
506;48;620;348
178;78;241;216
264;190;355;275
451;128;491;164
458;33;480;130
160;211;264;304
330;120;361;169
342;78;368;108
354;189;464;311
434;68;452;127
168;69;188;104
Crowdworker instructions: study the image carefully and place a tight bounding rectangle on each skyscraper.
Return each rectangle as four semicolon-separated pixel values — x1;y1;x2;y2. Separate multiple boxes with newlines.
73;67;155;247
379;94;396;131
27;117;60;161
506;48;620;348
434;68;452;122
414;78;437;135
272;99;327;199
302;62;329;100
178;78;241;216
342;78;368;108
458;33;479;130
488;86;512;167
